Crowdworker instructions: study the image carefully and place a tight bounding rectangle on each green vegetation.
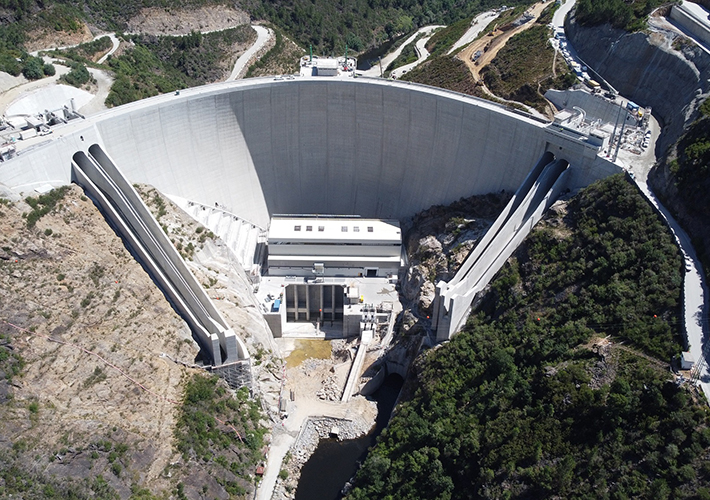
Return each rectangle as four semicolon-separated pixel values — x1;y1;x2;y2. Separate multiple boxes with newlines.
106;27;252;106
175;374;267;495
0;334;25;382
0;52;54;80
348;175;698;499
0;448;119;499
401;56;480;95
24;186;69;229
575;0;665;32
51;36;113;66
481;23;577;113
60;62;93;88
656;108;710;276
83;367;107;388
425;18;470;58
247;27;303;77
245;0;534;54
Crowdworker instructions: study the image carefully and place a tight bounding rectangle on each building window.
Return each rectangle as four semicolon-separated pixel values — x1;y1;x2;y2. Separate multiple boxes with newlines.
353;226;360;232
318;226;325;232
367;226;374;232
342;226;348;232
294;225;301;231
306;226;312;231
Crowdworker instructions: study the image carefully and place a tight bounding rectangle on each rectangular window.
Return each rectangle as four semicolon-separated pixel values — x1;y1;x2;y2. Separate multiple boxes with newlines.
294;225;301;231
318;226;325;232
306;226;312;231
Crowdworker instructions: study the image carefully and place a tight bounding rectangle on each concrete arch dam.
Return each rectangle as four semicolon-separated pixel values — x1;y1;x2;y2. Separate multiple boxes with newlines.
0;77;621;341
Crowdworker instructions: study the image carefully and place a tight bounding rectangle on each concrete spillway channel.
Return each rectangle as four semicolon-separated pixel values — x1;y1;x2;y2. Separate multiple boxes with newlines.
72;144;251;386
433;152;570;340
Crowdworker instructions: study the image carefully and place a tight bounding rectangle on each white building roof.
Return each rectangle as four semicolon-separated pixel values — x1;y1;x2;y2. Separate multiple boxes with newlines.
682;351;696;363
268;217;401;245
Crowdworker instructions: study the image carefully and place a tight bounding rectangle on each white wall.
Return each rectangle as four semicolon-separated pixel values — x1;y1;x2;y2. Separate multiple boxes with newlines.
1;78;620;225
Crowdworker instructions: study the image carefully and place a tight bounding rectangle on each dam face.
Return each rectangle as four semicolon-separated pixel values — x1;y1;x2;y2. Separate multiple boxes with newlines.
0;78;619;228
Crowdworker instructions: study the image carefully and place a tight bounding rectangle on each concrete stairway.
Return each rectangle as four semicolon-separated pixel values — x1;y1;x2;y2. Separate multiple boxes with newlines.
169;197;267;276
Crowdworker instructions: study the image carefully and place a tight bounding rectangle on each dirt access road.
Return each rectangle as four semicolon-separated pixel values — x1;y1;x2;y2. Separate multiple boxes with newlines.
458;1;549;81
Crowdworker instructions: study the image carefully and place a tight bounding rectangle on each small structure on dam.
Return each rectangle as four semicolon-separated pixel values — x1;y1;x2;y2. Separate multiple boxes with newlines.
299;55;357;77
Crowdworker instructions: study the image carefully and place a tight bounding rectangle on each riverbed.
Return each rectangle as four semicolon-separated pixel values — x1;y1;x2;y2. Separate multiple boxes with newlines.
294;374;404;500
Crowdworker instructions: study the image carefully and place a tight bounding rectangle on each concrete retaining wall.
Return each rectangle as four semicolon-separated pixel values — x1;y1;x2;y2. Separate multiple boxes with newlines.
671;4;710;48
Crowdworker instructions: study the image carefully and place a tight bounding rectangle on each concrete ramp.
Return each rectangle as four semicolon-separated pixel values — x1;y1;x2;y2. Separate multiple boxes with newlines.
433;153;569;340
71;144;250;367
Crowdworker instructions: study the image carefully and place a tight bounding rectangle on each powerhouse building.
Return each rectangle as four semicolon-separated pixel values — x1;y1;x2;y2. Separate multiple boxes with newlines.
267;216;402;278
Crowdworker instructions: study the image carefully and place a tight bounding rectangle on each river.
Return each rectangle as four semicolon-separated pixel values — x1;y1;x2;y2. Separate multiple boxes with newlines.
294;374;404;500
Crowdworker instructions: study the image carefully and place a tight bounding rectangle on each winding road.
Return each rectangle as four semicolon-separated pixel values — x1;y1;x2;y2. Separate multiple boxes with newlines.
2;24;272;120
360;25;444;77
227;25;273;81
447;10;500;55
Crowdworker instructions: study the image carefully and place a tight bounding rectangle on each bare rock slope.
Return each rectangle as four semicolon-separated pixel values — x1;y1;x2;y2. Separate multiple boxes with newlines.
0;184;277;498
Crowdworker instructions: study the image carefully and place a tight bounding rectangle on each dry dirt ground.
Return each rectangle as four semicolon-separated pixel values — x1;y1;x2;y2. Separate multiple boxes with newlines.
0;185;198;496
25;24;95;53
0;184;281;497
127;5;250;36
457;2;548;81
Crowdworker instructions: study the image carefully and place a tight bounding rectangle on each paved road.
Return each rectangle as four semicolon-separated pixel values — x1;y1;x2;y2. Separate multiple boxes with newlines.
97;34;120;64
551;0;577;31
360;25;444;78
227;25;273;81
447;11;500;55
30;32;117;58
390;26;445;79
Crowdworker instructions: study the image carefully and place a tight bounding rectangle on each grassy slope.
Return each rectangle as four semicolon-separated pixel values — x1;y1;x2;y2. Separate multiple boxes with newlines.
347;175;701;500
481;5;576;112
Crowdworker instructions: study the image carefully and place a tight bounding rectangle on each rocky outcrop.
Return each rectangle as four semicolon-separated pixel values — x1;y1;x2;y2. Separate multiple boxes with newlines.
566;13;710;155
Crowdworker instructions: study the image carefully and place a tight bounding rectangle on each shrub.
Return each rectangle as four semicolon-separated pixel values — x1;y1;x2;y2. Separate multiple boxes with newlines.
21;56;44;80
62;63;91;87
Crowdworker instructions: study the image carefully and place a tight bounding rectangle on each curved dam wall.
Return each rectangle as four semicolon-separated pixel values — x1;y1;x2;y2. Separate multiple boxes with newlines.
0;78;619;227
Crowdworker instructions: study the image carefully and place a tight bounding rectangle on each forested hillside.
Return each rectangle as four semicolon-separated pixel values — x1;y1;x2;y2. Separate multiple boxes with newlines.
651;101;710;278
242;0;532;53
0;0;535;56
347;175;708;499
574;0;665;31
